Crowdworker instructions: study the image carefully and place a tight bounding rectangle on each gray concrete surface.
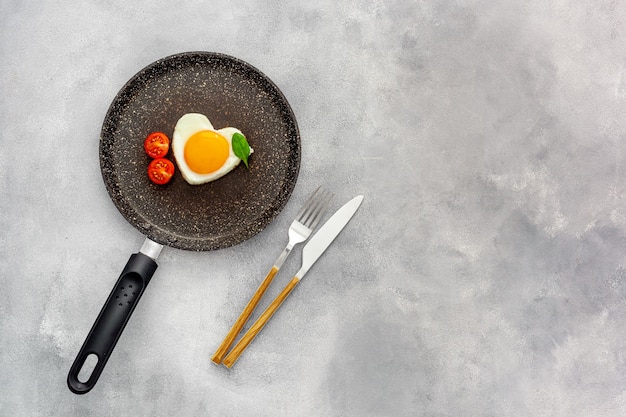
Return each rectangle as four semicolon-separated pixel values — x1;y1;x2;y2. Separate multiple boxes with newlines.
2;0;626;416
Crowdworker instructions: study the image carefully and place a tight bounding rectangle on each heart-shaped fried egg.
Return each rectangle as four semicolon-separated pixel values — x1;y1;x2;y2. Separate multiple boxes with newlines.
171;113;252;185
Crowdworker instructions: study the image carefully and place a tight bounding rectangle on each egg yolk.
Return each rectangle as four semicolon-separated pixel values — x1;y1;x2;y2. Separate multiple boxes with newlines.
184;130;229;174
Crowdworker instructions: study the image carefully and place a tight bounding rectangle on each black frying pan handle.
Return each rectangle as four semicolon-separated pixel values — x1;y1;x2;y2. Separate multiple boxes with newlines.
67;252;158;394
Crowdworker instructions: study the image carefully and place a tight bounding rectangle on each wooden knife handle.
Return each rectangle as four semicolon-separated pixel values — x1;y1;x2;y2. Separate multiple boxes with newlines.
222;277;300;368
211;266;280;364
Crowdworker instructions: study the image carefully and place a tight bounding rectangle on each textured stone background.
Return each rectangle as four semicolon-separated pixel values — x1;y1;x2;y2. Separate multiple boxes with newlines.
2;1;626;416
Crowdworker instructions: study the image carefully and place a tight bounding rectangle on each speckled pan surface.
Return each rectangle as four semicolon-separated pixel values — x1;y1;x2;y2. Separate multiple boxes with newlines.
100;52;300;251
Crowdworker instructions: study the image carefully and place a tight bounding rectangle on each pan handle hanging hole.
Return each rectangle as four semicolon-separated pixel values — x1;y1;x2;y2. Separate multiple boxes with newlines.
77;353;99;383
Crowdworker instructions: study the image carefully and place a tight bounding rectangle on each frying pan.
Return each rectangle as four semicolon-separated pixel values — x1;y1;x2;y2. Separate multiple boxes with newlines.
67;52;300;394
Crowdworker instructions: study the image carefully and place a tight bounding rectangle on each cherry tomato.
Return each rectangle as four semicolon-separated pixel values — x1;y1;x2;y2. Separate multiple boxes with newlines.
147;158;175;185
144;132;170;158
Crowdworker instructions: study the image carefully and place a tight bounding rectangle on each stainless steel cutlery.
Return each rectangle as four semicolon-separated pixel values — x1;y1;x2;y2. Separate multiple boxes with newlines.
212;190;364;367
211;187;333;364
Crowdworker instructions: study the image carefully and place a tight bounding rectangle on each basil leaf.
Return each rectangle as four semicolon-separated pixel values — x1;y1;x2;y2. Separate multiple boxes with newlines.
232;132;251;168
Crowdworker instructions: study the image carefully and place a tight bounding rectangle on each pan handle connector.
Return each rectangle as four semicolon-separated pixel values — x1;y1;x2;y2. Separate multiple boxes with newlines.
67;240;160;394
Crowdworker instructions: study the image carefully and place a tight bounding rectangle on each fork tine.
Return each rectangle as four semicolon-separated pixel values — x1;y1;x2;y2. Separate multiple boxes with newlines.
299;191;325;225
297;187;326;224
307;191;333;230
301;189;333;228
295;186;321;221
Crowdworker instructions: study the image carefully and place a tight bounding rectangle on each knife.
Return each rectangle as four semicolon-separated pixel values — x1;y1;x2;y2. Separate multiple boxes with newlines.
222;195;364;368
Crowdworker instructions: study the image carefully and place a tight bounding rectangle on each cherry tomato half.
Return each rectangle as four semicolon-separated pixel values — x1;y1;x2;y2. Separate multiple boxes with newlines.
144;132;170;158
147;158;175;185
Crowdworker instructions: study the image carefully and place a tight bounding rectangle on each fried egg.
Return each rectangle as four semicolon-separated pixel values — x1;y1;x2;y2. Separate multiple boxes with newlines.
171;113;252;185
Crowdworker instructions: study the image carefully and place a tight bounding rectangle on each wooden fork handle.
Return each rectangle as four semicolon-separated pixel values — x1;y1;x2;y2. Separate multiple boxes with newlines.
222;277;300;368
211;266;280;364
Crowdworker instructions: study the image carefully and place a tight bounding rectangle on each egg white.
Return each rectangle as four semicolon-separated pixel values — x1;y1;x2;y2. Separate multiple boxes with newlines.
172;113;252;185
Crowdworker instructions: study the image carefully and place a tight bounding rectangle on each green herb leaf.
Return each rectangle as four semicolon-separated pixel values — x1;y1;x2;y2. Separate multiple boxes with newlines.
232;132;251;168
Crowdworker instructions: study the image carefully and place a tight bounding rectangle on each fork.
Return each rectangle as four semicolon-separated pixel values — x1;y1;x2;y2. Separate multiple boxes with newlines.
211;187;333;364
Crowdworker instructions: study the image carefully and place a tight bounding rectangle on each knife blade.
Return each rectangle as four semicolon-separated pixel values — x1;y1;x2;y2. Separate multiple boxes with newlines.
221;194;364;368
295;194;364;279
